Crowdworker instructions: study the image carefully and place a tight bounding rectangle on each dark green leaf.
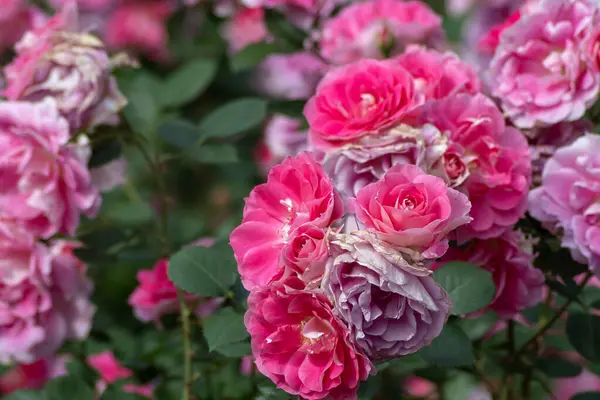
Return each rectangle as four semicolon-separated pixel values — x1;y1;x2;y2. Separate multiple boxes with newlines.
567;312;600;362
120;73;160;135
89;139;122;168
536;355;582;377
203;308;250;355
100;388;147;400
3;391;46;400
168;241;237;296
158;119;202;148
65;359;98;387
458;311;498;341
229;42;282;72
573;393;600;400
163;59;217;108
44;376;94;400
264;9;306;49
105;202;154;226
199;98;267;139
189;144;239;164
387;353;428;375
419;323;474;367
358;373;382;400
215;341;252;357
433;261;495;315
589;364;600;376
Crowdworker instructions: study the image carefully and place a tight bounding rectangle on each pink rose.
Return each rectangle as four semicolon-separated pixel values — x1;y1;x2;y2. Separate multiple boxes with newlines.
395;46;481;100
104;0;173;61
402;376;435;398
3;3;127;133
0;0;43;54
0;100;100;238
352;164;472;259
489;0;600;128
434;230;544;318
555;369;600;400
478;9;521;54
324;232;451;360
281;223;329;286
49;0;114;11
255;52;327;100
230;152;343;290
420;94;531;241
0;225;94;363
245;277;373;399
529;134;600;274
0;357;67;394
129;248;224;323
242;0;339;29
585;23;600;71
87;351;152;398
256;114;307;173
319;0;444;65
221;7;268;53
305;59;417;151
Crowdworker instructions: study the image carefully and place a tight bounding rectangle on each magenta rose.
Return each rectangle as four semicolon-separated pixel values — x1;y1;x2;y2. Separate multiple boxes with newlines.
281;223;329;287
304;59;417;151
87;351;153;398
230;152;343;290
0;224;94;364
4;4;127;133
433;230;544;318
323;232;451;360
319;0;444;65
489;0;600;128
420;94;531;241
245;277;373;400
529;134;600;274
0;99;100;238
221;7;267;53
352;164;472;259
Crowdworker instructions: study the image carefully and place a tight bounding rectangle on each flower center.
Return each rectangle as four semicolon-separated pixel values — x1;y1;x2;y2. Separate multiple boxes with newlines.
402;196;416;210
443;152;467;180
359;93;377;117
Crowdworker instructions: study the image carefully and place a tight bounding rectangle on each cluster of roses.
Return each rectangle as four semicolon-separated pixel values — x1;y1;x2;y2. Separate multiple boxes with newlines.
0;2;127;373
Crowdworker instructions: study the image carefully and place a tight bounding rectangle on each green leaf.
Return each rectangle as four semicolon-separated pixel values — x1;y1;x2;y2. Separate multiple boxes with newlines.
458;311;498;341
229;42;282;72
433;261;495;315
204;308;250;355
44;376;94;400
163;59;217;108
158;119;202;148
567;312;600;362
573;393;600;400
89;139;122;168
105;202;154;226
168;240;237;296
120;73;160;135
589;364;600;376
100;388;147;400
3;391;46;400
419;323;474;367
199;98;267;139
536;355;582;377
264;9;306;49
188;144;239;164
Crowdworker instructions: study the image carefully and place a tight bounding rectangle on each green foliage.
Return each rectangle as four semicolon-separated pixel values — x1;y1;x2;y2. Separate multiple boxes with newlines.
229;43;284;72
203;308;250;356
419;322;474;367
567;312;600;362
162;59;218;108
199;98;268;139
45;376;94;400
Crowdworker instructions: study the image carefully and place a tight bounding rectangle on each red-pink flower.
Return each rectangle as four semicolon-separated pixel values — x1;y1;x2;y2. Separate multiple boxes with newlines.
420;94;531;241
230;152;343;290
104;0;173;61
0;99;100;238
319;0;444;65
221;7;268;53
0;0;43;54
489;0;600;128
395;46;481;101
478;9;521;54
245;277;373;399
0;357;67;394
352;164;471;258
555;369;600;400
87;351;152;398
281;223;329;287
434;230;544;318
305;59;417;151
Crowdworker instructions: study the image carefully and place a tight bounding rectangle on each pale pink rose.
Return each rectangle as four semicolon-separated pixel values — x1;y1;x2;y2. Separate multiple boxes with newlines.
478;9;521;54
352;164;472;259
3;3;127;133
395;46;481;101
529;134;600;274
402;376;435;398
245;277;373;399
555;369;600;400
104;0;173;61
0;226;94;364
255;52;327;100
90;157;127;192
129;253;224;323
305;59;417;151
434;230;544;318
585;23;600;71
50;0;114;11
256;114;307;173
221;7;268;53
0;100;100;238
324;231;451;360
420;94;531;241
230;152;343;290
319;0;444;65
242;0;338;29
281;223;329;286
0;356;67;394
322;124;432;199
88;351;152;398
0;0;44;54
489;0;600;128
